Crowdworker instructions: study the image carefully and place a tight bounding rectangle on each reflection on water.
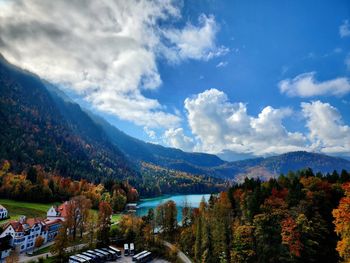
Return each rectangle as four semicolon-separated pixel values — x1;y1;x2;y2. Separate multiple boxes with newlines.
136;194;211;222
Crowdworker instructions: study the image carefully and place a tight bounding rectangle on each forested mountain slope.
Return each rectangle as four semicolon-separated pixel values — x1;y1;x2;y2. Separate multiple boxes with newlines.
0;55;137;183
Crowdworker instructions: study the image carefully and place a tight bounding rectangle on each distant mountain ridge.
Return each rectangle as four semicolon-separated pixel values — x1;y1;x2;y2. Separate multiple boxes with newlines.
213;151;350;182
44;70;350;181
86;109;350;180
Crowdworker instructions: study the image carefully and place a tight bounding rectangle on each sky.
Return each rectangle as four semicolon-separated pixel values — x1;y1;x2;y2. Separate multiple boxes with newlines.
0;0;350;160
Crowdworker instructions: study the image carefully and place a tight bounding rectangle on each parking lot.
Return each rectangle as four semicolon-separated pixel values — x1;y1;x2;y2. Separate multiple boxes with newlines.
107;257;169;263
69;245;171;263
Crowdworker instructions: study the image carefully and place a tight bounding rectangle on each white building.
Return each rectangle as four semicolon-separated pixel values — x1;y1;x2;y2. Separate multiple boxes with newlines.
47;202;68;221
0;216;62;253
0;205;8;220
0;201;68;260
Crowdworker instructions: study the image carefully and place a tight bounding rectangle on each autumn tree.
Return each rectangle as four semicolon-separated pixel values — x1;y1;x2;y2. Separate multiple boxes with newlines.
97;201;112;246
333;182;350;262
156;200;177;241
231;225;256;263
111;190;127;211
65;195;92;240
51;223;70;261
34;236;45;251
281;216;301;258
85;212;97;247
194;214;203;262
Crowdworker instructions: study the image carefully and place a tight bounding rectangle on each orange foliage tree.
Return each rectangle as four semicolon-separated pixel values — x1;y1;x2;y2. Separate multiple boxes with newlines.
333;182;350;262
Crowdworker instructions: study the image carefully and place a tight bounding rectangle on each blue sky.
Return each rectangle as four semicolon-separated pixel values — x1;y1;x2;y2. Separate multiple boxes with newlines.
1;0;350;160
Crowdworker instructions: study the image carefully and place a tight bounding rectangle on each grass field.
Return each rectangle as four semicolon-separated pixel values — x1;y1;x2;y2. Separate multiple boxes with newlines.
0;199;124;227
0;199;56;225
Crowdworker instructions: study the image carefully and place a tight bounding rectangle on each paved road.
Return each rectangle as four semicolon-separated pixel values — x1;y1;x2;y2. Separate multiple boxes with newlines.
163;241;192;263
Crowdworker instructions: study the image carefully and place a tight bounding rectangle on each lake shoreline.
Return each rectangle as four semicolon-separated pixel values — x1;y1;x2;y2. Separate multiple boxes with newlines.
136;193;213;221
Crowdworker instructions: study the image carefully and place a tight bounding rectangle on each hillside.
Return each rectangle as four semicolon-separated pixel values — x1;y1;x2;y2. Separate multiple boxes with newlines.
0;56;226;196
214;151;350;182
0;55;137;183
86;111;225;170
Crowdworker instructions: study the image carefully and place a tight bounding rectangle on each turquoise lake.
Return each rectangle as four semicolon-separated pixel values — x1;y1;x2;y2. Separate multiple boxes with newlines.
136;194;211;222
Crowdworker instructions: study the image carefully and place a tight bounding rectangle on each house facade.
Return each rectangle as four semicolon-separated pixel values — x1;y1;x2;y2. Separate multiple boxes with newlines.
46;202;68;221
42;219;62;242
0;216;62;254
0;206;8;220
0;201;68;260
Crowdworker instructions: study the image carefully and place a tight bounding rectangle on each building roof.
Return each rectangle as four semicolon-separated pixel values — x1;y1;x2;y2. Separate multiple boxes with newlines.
42;218;62;231
43;218;62;226
3;217;43;232
3;221;24;232
0;205;6;210
53;202;69;217
25;218;42;227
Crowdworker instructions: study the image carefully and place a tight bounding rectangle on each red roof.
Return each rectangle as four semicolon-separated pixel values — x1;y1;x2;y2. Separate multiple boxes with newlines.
25;218;42;227
43;218;62;226
55;202;68;217
4;221;23;232
3;217;43;232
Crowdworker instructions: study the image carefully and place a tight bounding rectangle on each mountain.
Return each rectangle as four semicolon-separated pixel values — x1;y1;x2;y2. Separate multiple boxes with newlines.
79;111;350;181
0;55;226;196
86;112;224;170
213;151;350;182
1;55;350;193
0;55;137;183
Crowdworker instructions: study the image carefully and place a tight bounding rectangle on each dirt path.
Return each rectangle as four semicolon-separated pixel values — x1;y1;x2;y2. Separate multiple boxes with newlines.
162;240;192;263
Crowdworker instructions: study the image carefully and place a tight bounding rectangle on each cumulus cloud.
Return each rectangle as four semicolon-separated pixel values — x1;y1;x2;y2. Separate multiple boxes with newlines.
164;128;195;152
184;89;307;156
0;0;226;129
302;101;350;154
340;20;350;38
279;72;350;97
162;14;229;62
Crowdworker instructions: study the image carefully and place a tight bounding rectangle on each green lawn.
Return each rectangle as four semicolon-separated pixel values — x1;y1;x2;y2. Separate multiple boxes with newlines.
0;199;124;226
111;213;122;224
0;199;57;225
33;245;52;256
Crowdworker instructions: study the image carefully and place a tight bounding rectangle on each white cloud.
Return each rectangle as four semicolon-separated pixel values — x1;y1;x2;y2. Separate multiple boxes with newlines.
340;20;350;38
162;14;229;62
0;0;226;129
279;72;350;97
184;89;307;156
144;127;156;140
216;61;228;68
164;128;195;152
302;101;350;154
